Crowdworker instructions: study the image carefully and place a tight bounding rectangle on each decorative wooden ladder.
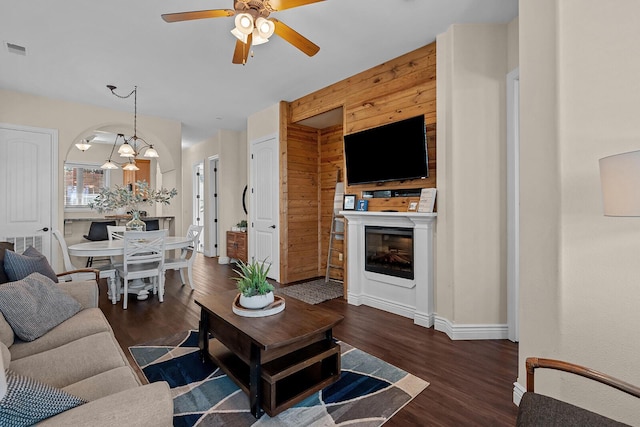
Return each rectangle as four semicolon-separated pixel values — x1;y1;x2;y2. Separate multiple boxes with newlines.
325;179;345;283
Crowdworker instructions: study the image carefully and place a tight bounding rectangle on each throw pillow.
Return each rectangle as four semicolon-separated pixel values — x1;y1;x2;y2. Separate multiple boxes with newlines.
0;242;14;285
0;370;86;426
3;246;58;283
0;273;82;342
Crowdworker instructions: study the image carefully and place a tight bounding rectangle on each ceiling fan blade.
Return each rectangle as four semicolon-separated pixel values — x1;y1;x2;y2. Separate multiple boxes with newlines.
271;19;320;57
161;9;234;23
232;34;253;65
267;0;325;11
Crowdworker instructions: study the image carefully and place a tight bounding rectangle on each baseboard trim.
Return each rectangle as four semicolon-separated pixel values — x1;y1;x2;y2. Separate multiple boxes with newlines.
218;256;230;265
414;310;434;328
434;316;508;340
359;294;418;320
347;294;434;327
513;381;526;406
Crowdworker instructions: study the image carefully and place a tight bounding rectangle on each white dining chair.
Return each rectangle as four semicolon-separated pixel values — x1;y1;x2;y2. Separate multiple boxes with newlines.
106;225;127;265
53;230;120;304
116;230;167;309
163;225;203;290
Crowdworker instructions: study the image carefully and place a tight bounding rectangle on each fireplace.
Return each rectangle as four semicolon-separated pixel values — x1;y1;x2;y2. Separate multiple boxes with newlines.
341;211;436;328
364;226;413;280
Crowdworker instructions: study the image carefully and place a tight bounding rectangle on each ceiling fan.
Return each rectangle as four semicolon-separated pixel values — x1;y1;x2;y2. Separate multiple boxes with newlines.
161;0;323;65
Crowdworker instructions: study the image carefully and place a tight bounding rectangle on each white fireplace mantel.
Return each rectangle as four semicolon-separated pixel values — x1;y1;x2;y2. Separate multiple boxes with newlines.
340;211;437;328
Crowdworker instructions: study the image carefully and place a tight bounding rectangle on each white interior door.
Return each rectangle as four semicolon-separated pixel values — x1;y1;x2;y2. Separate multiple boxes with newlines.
193;162;205;252
250;135;279;281
0;124;57;263
207;156;219;257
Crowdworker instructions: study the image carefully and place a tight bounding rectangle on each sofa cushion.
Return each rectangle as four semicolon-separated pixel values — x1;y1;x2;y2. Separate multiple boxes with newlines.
0;242;14;284
9;308;112;360
0;341;10;369
38;382;173;427
3;246;58;283
0;311;14;348
0;272;82;342
9;331;129;389
62;366;141;401
0;369;86;427
56;280;99;310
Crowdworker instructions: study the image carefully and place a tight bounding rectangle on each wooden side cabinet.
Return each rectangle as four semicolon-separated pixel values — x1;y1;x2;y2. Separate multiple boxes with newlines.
227;231;247;263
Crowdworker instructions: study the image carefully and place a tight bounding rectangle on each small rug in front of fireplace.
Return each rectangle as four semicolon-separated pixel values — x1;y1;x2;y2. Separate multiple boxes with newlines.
276;278;343;305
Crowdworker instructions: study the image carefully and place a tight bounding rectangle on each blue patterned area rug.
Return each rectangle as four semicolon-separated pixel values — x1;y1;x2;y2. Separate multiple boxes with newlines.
129;330;429;426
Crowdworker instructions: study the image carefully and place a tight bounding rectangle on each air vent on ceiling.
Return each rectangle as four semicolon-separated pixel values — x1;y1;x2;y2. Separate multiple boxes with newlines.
6;42;27;56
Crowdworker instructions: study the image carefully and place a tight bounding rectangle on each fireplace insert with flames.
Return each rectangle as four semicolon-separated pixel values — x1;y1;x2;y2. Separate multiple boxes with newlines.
364;226;414;280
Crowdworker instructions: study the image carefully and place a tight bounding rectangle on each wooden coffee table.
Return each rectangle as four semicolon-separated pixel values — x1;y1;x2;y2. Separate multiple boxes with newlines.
196;290;344;418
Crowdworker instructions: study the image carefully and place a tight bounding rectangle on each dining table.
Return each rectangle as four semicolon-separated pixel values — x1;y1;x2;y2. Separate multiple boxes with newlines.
68;236;193;302
67;236;192;258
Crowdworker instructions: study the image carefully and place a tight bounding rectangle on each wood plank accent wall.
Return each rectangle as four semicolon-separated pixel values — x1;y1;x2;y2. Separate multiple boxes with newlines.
290;42;437;198
281;122;321;284
320;125;345;282
279;42;437;284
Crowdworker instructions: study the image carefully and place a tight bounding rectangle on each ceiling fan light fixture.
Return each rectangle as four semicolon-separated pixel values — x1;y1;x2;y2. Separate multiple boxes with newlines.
256;17;275;39
252;29;269;45
234;13;254;35
231;27;249;43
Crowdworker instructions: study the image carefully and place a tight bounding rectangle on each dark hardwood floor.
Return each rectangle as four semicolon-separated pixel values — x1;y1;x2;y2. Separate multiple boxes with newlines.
99;254;519;426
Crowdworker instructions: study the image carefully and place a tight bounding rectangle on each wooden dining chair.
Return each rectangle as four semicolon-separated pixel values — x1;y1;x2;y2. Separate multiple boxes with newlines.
163;225;203;290
53;230;120;304
116;230;167;309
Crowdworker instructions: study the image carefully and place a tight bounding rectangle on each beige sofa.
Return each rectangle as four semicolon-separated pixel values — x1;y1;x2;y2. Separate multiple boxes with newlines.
0;278;174;426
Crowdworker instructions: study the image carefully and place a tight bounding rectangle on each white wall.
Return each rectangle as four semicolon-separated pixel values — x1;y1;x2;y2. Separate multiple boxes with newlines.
247;103;280;143
519;1;640;423
181;129;246;259
435;23;509;337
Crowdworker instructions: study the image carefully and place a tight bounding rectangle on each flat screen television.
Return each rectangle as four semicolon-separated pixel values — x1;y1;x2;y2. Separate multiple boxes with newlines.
343;115;428;185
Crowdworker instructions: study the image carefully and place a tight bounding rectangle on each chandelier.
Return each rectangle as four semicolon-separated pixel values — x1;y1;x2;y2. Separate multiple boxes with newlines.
85;85;159;170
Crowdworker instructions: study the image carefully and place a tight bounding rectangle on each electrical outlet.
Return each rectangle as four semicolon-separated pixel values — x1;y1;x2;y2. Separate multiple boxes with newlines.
338;252;343;261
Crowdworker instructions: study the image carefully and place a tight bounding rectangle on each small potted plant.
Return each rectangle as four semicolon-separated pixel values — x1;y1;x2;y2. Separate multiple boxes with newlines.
232;259;275;309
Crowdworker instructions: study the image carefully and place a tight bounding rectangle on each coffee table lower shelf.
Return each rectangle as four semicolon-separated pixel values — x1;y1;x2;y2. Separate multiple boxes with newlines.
206;338;341;417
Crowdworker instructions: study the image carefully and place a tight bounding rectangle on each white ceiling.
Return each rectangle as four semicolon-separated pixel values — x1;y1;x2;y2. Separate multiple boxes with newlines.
0;0;518;147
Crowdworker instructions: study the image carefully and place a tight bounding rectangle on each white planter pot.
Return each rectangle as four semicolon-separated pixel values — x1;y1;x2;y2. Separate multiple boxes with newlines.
239;291;274;309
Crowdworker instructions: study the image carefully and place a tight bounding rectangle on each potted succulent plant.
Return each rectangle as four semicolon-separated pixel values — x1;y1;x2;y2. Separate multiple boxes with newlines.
232;259;275;309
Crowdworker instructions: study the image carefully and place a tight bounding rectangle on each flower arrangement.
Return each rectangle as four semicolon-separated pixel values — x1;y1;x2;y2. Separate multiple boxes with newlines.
88;180;177;214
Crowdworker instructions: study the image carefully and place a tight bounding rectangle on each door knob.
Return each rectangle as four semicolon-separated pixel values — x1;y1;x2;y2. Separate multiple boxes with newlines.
38;227;49;232
269;225;276;229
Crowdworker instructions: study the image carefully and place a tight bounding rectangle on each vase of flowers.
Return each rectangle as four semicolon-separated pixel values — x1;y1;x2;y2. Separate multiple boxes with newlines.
126;210;146;231
88;180;177;230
